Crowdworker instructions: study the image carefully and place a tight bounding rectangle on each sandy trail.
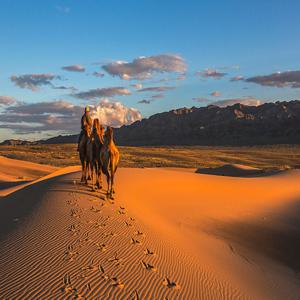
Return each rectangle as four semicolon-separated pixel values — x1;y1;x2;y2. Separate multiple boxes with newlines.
0;161;299;299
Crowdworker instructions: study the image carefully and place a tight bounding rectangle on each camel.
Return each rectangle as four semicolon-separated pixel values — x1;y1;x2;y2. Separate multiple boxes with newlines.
79;128;91;184
86;119;105;191
100;126;119;199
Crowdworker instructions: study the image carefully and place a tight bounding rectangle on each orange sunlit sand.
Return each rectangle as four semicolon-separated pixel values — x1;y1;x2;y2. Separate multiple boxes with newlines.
0;156;299;299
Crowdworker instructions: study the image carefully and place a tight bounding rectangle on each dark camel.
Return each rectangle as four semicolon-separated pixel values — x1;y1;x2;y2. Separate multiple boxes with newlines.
79;128;91;184
86;119;105;191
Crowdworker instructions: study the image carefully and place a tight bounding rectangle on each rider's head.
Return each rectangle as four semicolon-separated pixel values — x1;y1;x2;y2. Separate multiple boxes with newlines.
85;106;90;115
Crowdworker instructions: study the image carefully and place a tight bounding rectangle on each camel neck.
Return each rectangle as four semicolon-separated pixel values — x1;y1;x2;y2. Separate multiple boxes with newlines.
106;138;114;147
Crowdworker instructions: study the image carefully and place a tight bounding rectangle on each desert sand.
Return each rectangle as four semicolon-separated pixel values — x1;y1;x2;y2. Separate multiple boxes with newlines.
0;156;57;197
0;157;300;299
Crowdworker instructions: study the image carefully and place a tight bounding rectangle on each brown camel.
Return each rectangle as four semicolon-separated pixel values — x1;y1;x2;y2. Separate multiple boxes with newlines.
100;126;119;199
86;119;105;191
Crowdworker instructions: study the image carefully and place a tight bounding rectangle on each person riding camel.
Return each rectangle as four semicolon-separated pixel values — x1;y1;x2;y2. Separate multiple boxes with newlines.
77;106;92;151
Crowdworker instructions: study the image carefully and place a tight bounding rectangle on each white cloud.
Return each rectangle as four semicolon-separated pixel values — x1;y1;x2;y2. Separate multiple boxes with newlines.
0;99;141;134
92;99;142;127
102;54;187;80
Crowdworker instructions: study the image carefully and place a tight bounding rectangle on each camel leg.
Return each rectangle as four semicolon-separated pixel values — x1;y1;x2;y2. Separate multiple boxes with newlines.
84;161;88;184
90;162;95;191
80;157;86;183
87;164;91;181
95;162;99;189
81;160;85;182
110;171;115;198
106;172;111;197
97;161;103;189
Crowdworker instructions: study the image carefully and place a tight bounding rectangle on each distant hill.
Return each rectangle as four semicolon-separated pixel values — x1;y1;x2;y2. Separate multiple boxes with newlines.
114;100;300;146
1;100;300;146
40;134;78;144
0;139;38;146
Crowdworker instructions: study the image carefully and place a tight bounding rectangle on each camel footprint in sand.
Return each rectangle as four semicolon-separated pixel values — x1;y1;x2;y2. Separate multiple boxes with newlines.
98;264;124;288
131;238;143;245
95;242;107;252
163;277;180;289
61;273;84;298
141;261;157;272
64;245;79;262
108;252;124;267
144;248;155;256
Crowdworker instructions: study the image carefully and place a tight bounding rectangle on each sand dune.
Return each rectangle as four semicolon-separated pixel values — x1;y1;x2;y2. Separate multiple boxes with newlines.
0;159;299;299
0;156;57;181
195;163;273;177
0;156;57;197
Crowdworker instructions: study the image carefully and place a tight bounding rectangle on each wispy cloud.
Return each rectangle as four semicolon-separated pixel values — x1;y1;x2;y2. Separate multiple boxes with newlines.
138;86;175;92
246;70;300;88
10;73;61;91
62;64;85;72
130;83;143;89
211;91;221;97
151;93;164;99
102;54;187;80
158;74;186;82
92;71;105;77
192;97;210;103
138;99;151;104
52;85;77;92
230;75;244;81
73;87;131;99
212;97;263;107
0;96;17;106
196;68;227;79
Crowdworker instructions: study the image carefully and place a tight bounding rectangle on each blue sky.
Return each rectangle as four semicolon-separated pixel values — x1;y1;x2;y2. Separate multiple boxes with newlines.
1;0;300;140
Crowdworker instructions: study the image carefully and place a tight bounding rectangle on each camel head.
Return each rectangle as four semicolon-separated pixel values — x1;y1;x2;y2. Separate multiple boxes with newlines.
105;126;113;142
92;118;105;144
93;118;101;135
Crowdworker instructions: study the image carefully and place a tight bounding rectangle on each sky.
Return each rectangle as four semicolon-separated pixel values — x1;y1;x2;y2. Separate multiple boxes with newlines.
1;0;300;141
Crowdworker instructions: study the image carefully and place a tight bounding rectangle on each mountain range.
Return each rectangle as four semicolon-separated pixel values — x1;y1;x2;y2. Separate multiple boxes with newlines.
1;100;300;146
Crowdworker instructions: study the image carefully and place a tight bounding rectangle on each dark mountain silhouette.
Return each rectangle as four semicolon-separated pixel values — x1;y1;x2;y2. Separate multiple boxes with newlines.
1;101;299;146
40;134;78;144
113;100;300;145
0;139;38;146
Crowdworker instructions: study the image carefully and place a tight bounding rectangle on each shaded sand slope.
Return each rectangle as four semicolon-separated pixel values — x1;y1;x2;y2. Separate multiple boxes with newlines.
0;156;57;182
195;164;267;177
0;156;57;196
0;167;300;299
